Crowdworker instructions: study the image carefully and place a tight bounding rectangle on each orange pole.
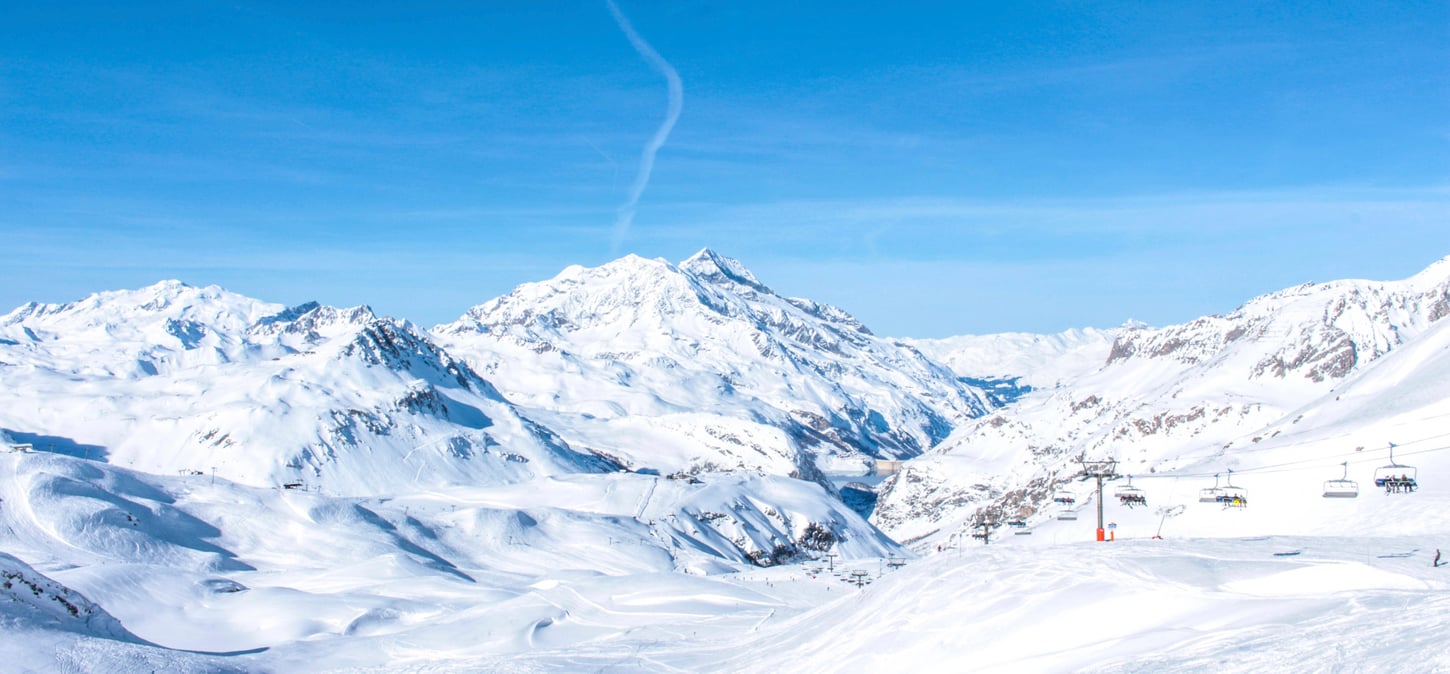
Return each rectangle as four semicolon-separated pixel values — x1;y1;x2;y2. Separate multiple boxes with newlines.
1096;528;1105;542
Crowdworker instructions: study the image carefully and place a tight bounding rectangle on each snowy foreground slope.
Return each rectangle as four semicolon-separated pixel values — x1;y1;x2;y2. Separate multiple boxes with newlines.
5;441;1446;673
0;450;894;672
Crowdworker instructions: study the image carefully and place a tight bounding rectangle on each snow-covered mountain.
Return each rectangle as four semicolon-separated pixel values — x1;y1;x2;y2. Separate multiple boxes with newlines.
0;280;285;377
433;249;993;478
874;256;1450;546
0;281;614;494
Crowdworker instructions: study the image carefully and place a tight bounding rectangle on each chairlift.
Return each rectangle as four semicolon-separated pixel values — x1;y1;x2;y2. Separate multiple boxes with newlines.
1198;473;1225;503
1057;509;1078;521
1053;489;1076;505
1372;443;1418;494
1216;469;1248;508
1322;461;1359;499
1006;519;1027;528
1116;476;1148;508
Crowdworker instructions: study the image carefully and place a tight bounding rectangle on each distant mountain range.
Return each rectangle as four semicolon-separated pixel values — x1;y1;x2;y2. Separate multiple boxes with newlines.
1;280;608;495
4;250;1449;555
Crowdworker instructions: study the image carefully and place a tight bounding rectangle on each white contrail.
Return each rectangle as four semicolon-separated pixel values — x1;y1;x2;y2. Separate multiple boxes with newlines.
605;0;683;253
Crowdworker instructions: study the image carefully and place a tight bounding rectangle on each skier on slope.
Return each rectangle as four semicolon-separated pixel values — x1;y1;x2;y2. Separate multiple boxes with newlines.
1435;549;1442;568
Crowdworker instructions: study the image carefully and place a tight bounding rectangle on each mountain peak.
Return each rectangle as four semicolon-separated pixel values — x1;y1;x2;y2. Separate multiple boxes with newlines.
680;248;768;292
1409;254;1450;286
597;253;672;274
148;278;195;291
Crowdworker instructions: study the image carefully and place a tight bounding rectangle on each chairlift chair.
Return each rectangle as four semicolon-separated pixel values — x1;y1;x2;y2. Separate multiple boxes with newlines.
1198;473;1225;503
1372;443;1418;493
1322;461;1359;498
1053;489;1076;505
1217;469;1248;508
1116;476;1148;508
1006;519;1027;528
1057;509;1078;521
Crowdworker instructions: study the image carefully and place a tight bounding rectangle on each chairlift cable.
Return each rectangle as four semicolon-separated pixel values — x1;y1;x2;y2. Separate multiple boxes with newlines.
1130;437;1450;481
1188;426;1450;459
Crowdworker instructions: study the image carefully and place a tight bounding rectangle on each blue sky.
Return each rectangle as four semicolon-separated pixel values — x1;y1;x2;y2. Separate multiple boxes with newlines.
3;1;1448;336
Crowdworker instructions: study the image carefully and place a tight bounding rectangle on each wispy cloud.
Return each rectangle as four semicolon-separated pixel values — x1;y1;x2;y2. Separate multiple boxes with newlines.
605;0;683;254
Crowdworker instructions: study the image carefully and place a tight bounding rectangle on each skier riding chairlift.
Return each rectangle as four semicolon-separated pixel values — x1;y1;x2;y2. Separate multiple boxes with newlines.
1116;476;1148;508
1373;443;1418;494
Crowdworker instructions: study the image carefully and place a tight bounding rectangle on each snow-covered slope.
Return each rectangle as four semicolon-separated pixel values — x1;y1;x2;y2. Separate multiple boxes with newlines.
700;536;1450;674
0;551;136;642
433;249;992;478
875;256;1450;546
0;549;245;673
0;448;896;668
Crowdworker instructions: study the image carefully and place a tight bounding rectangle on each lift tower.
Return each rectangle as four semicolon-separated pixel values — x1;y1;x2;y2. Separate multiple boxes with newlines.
968;505;1004;545
1076;457;1120;542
